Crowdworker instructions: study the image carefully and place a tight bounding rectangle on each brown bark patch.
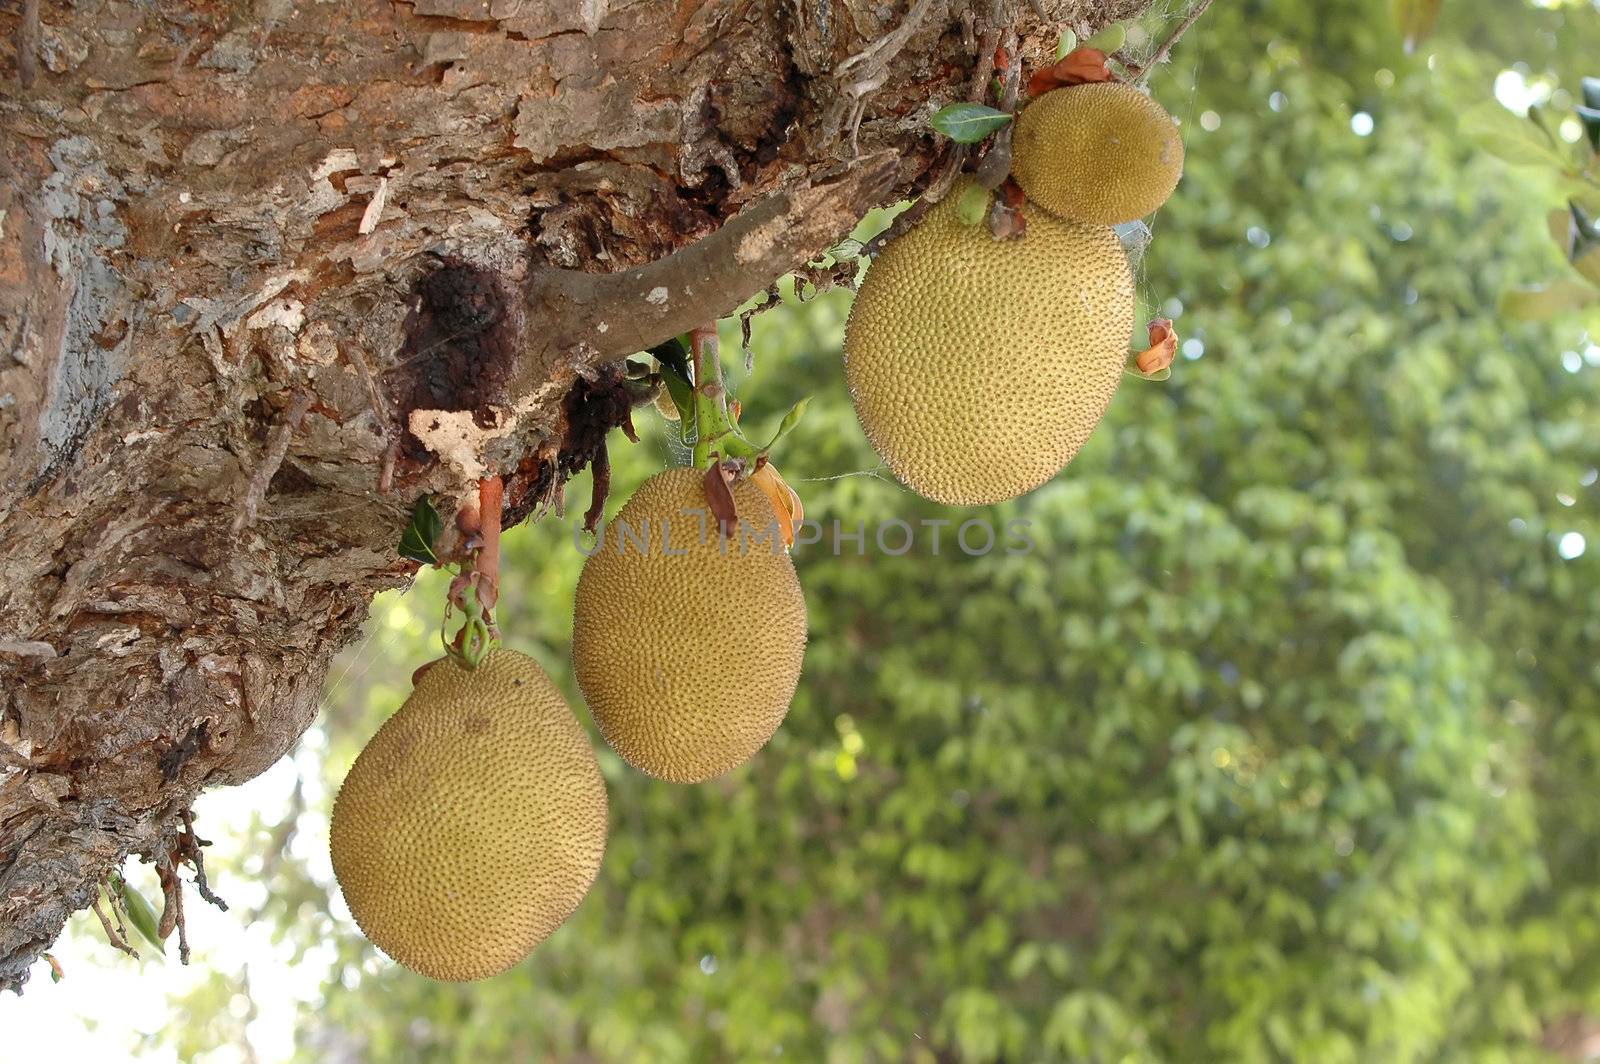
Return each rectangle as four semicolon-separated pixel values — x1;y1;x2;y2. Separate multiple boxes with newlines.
393;258;524;459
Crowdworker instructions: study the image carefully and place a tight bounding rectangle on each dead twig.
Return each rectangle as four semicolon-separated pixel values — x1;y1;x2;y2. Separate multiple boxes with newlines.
835;0;937;154
16;0;39;89
1126;0;1215;81
90;894;138;960
974;27;1022;191
231;390;314;535
996;28;1021;112
105;880;132;943
180;808;228;912
583;446;610;534
340;342;397;494
836;0;934;76
737;282;783;368
156;853;191;965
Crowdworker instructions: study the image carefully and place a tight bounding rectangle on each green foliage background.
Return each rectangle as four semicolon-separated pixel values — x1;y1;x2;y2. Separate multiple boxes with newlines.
159;0;1600;1059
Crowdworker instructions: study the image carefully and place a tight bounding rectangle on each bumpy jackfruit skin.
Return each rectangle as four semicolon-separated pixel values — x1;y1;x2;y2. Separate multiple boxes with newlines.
572;468;807;784
1011;82;1185;225
843;180;1137;505
330;649;608;982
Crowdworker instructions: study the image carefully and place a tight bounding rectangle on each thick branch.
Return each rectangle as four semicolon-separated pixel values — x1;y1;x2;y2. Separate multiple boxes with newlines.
518;153;900;387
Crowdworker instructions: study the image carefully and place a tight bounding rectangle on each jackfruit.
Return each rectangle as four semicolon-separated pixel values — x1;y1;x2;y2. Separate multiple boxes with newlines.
572;467;807;783
843;180;1136;505
330;649;608;982
1011;82;1184;224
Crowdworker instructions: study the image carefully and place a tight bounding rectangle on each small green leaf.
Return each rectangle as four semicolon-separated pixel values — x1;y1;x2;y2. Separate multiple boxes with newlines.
760;396;811;454
956;183;991;226
648;336;697;439
112;873;166;955
1460;102;1572;170
1055;29;1078;60
930;103;1013;144
399;497;444;565
1082;23;1125;53
1008;942;1042;980
1499;278;1600;321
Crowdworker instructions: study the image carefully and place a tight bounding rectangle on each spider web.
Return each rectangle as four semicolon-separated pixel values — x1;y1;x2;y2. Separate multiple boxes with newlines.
1117;0;1212;319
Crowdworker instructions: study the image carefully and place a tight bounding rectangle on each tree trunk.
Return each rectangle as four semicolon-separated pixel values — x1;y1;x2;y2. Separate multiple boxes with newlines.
0;0;1150;990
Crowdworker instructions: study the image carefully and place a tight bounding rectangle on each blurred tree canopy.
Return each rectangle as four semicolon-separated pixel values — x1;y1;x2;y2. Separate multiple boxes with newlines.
154;0;1600;1059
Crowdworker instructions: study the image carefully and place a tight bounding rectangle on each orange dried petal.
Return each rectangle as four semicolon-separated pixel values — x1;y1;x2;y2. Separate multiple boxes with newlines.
1027;48;1113;97
751;462;803;548
1134;317;1178;374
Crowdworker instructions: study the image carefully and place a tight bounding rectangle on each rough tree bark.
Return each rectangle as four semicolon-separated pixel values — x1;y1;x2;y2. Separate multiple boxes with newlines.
0;0;1153;990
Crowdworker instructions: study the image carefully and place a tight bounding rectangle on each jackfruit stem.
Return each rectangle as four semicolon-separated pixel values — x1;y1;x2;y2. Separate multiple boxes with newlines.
690;326;742;469
477;476;502;612
443;582;495;669
441;478;503;671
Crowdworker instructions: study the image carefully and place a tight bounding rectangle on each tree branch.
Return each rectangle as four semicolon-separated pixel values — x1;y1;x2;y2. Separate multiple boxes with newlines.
517;153;900;391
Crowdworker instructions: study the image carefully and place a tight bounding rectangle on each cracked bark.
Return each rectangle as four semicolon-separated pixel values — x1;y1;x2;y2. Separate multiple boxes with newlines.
0;0;1155;990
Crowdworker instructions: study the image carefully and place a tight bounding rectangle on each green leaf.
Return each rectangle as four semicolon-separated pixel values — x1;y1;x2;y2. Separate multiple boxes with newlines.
1008;941;1042;980
1574;246;1600;287
956;183;990;226
1082;23;1125;53
1499;278;1600;321
112;873;166;955
1548;207;1571;252
1055;29;1077;60
930;103;1013;144
662;367;695;433
1460;102;1572;171
1561;177;1600;212
399;497;444;565
647;337;696;438
760;396;811;454
1390;0;1442;54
